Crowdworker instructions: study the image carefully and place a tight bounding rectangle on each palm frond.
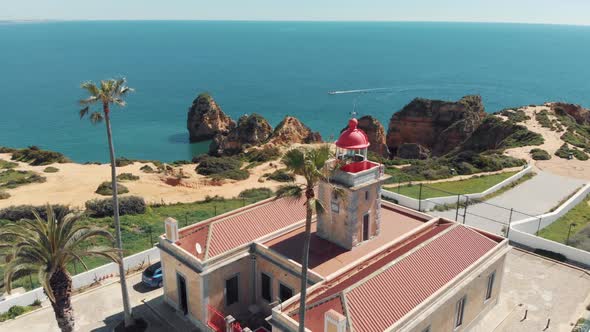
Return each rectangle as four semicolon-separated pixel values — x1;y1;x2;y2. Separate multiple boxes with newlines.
79;106;90;118
275;184;304;202
90;112;104;124
282;148;306;175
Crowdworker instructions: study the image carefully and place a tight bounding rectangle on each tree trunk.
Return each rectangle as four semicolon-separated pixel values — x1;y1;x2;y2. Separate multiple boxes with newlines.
49;268;74;332
104;103;134;327
298;187;314;332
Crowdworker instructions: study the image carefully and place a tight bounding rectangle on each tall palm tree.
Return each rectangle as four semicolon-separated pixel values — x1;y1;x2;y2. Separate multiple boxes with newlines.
276;145;336;332
79;78;134;326
0;206;119;332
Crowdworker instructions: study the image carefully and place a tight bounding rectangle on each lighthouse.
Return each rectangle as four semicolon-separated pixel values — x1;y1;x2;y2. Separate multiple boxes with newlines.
317;118;389;250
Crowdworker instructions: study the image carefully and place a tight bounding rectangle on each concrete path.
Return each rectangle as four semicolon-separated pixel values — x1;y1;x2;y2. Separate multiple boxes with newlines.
433;171;586;235
469;249;590;332
0;272;198;332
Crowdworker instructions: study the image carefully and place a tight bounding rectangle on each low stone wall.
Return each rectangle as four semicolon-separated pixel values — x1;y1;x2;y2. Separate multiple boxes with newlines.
0;247;160;314
382;165;533;211
509;183;590;266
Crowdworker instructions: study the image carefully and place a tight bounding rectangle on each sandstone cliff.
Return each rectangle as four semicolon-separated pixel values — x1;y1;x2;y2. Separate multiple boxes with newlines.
187;93;235;142
209;113;273;155
269;116;322;146
386;95;487;157
549;102;590;125
357;115;389;158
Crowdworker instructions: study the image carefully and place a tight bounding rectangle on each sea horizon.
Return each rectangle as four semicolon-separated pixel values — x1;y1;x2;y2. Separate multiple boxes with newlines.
1;20;590;162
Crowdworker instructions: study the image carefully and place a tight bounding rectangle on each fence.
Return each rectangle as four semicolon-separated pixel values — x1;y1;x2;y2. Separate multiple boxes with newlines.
508;183;590;267
382;165;533;212
0;247;160;314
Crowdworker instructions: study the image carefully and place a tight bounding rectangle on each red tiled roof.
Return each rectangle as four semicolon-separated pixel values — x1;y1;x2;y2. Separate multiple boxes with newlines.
344;225;498;332
176;225;209;259
206;197;307;258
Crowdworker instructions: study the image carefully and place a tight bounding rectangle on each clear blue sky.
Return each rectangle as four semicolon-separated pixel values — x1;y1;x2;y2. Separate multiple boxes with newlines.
2;0;590;26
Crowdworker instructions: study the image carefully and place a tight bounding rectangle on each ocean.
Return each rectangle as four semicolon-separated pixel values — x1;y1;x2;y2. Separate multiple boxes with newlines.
1;21;589;162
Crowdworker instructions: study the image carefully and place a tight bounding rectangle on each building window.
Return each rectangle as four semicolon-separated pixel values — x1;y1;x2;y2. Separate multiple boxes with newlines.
225;275;239;306
485;271;496;301
331;192;339;214
279;283;293;303
365;190;369;201
261;273;272;302
455;296;466;328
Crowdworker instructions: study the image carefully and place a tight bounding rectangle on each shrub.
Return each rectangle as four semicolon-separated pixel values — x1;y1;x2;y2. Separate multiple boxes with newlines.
196;156;248;180
95;181;129;196
561;130;589;149
115;157;135;167
117;173;139;181
530;148;551;160
238;188;273;200
0;170;46;189
572;148;589;161
497;108;530;123
555;143;571;159
268;169;295;182
0;204;71;221
0;191;9;200
0;146;17;153
0;160;18;169
140;165;154;173
85;196;146;217
245;146;282;163
10;146;70;165
171;160;191;166
43;166;59;173
533;248;566;262
211;169;250;181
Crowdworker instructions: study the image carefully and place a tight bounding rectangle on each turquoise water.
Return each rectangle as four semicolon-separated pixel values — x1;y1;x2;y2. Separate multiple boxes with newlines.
1;21;590;162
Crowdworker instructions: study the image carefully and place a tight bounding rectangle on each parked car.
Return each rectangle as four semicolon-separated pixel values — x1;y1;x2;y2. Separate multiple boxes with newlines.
142;262;163;288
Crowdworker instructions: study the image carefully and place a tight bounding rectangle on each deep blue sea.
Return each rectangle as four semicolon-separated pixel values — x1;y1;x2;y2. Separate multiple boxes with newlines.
1;21;590;162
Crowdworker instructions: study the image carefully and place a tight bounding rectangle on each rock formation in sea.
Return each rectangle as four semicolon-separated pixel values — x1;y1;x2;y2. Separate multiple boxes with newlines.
357;115;389;158
209;113;273;155
268;116;322;146
187;93;235;142
386;95;487;157
397;143;430;160
549;102;590;125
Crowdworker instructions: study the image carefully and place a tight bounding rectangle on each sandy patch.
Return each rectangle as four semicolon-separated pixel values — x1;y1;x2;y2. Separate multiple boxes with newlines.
502;105;590;180
0;153;300;209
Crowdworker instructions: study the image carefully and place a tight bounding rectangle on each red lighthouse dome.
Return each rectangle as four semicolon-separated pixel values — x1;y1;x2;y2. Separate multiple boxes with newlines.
336;118;370;149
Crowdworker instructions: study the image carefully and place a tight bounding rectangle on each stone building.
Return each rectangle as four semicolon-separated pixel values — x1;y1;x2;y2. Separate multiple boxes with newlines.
157;118;510;332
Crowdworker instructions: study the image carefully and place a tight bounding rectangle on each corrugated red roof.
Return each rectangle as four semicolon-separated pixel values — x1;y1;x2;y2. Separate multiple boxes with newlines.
344;225;498;332
206;197;307;258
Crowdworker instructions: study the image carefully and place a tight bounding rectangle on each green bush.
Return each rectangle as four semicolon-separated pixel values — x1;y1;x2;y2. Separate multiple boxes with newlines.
238;188;274;200
268;169;295;182
10;146;70;165
171;160;191;166
245;146;282;163
196;156;245;178
0;160;18;169
561;130;589;149
211;169;250;181
498;108;530;123
140;165;154;173
115;157;135;167
0;204;71;221
530;148;551;160
535;110;553;129
116;173;139;181
85;196;146;217
43;166;59;173
572;148;589;161
95;181;129;196
0;170;46;189
555;143;589;160
0;146;17;153
0;191;9;200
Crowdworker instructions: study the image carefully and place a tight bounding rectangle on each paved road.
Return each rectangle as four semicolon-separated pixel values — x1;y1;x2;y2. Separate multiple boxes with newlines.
433;171;586;235
0;272;198;332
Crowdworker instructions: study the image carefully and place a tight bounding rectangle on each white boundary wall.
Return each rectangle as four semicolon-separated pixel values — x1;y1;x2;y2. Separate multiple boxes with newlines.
0;247;159;313
509;183;590;267
382;165;533;211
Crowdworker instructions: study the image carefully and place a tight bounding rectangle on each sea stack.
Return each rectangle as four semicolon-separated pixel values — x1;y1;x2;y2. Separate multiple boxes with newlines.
386;95;486;157
209;113;273;155
187;93;235;142
268;116;322;146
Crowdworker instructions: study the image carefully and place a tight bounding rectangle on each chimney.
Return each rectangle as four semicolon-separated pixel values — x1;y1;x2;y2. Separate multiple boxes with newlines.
324;309;346;332
164;217;179;242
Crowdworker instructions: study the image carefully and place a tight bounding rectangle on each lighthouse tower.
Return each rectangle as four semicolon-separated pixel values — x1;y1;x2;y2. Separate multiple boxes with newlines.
317;118;389;250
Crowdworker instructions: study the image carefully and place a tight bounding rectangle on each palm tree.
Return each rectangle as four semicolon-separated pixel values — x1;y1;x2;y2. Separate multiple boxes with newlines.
0;206;119;332
79;78;134;326
276;145;337;332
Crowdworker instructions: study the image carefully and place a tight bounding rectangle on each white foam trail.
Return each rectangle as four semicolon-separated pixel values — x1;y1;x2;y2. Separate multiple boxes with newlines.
328;87;395;95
